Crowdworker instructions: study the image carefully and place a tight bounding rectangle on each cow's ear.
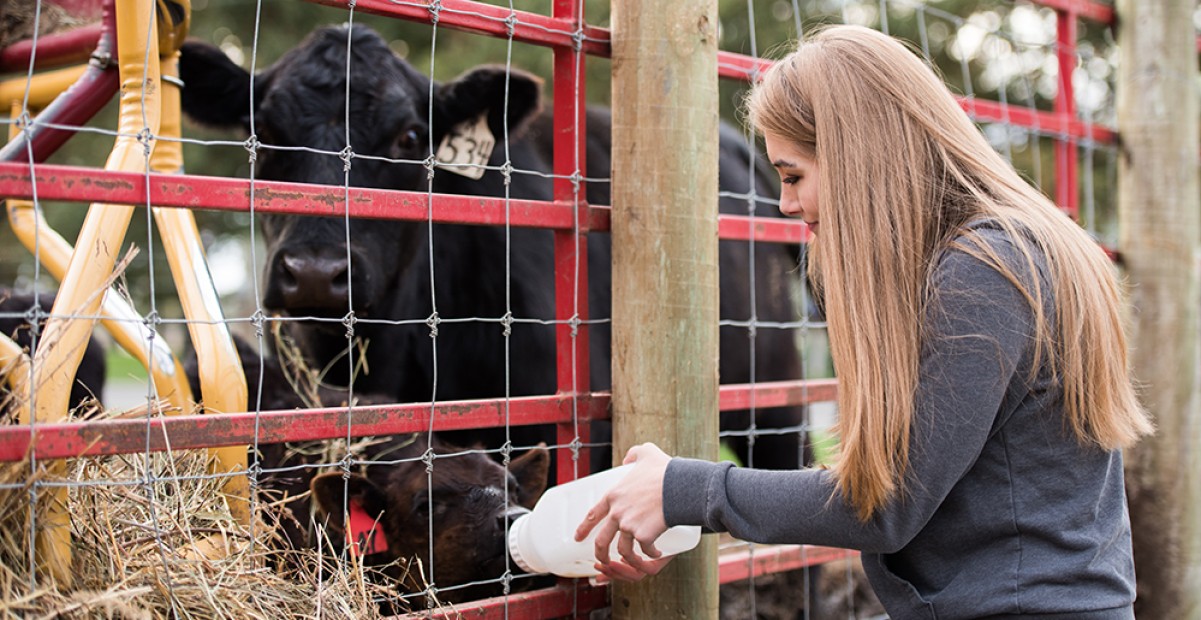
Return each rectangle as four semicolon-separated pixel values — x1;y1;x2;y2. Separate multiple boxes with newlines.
179;39;265;132
431;66;544;144
310;472;386;531
509;443;549;508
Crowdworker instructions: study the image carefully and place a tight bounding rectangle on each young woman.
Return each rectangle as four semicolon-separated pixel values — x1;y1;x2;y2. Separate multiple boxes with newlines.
575;25;1152;619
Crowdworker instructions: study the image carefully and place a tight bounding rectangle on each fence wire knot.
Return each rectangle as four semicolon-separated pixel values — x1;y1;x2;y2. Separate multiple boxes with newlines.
503;13;518;38
422;448;436;473
246;462;263;490
340;454;356;479
501;571;513;595
250;309;267;338
22;303;43;330
427;0;443;25
426;312;440;338
136;127;154;157
571;29;585;52
500;440;513;466
244;135;261;164
500;161;514;187
568;314;581;338
339;146;355;172
423;154;437;181
14;111;33;132
342;311;356;339
500;311;513;337
143;310;161;329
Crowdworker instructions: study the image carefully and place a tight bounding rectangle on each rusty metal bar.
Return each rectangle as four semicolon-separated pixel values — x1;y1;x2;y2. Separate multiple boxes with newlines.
302;0;608;56
0;394;606;462
551;0;591;485
391;545;856;619
717;545;857;583
1054;6;1080;216
0;162;816;245
0;380;844;462
398;583;609;620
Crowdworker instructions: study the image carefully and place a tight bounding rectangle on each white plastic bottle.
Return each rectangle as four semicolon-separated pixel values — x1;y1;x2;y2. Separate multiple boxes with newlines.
507;463;702;578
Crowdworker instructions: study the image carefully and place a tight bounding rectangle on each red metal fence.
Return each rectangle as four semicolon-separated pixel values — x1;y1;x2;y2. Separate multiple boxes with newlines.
0;0;1127;617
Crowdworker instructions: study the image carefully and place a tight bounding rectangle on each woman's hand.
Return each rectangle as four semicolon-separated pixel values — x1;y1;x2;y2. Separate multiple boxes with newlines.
575;443;675;582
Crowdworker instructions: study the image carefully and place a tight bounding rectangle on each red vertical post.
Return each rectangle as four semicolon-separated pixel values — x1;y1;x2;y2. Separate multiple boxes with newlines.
552;0;591;486
1054;8;1079;216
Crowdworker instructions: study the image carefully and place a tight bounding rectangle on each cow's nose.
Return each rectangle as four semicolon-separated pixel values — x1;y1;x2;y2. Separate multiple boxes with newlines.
271;250;350;311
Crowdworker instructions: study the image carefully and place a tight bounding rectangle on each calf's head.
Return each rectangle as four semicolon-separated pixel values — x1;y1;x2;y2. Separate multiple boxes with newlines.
179;24;543;320
310;436;550;602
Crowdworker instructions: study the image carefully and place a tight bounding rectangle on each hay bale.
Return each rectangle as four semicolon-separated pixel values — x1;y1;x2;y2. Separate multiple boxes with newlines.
0;440;408;617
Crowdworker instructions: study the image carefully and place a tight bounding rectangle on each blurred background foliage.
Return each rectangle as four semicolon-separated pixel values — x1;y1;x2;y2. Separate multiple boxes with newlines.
1;0;1147;364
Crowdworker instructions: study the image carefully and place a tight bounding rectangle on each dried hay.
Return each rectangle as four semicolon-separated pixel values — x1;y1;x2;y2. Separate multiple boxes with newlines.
0;1;88;50
0;256;468;617
270;318;370;410
0;430;420;618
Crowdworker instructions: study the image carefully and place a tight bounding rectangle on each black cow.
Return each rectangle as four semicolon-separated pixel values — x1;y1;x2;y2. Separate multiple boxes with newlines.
181;26;814;605
184;338;552;607
310;433;553;605
1;289;106;417
179;24;806;474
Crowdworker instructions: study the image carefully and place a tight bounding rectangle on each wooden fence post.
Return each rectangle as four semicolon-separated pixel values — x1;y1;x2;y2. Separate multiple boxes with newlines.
610;0;720;617
1116;0;1201;616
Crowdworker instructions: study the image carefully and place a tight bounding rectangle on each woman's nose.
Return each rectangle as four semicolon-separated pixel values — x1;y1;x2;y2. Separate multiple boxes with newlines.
778;195;802;217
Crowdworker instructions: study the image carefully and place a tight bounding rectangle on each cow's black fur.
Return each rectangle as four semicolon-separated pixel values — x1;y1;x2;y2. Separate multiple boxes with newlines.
0;289;106;415
179;24;806;471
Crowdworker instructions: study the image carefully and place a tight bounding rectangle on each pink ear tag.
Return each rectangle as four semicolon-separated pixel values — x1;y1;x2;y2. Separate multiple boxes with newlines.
346;502;388;557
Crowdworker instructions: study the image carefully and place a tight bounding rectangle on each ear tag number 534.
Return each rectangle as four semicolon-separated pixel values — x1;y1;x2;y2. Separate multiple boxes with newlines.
435;113;496;180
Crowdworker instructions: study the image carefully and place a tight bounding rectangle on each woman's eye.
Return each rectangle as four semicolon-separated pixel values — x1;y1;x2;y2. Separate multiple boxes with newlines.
782;175;801;185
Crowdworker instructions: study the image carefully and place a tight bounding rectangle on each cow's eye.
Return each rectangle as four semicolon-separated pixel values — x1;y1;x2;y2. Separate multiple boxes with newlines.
410;493;429;515
393;127;422;156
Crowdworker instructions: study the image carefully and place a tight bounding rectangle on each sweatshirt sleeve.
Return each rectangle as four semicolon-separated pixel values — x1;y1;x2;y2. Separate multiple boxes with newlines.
663;233;1036;554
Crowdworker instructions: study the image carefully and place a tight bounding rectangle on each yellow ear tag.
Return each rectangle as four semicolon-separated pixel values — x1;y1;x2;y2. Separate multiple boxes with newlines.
434;113;496;180
346;501;388;557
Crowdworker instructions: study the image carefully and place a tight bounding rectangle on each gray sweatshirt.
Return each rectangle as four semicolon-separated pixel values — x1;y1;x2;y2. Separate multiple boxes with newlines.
664;223;1137;619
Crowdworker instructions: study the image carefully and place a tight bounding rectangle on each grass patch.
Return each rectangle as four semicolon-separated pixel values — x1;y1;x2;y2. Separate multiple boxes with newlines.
105;347;148;382
809;429;838;466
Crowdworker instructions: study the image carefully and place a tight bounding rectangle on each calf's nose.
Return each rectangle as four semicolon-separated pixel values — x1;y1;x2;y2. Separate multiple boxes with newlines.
500;504;531;532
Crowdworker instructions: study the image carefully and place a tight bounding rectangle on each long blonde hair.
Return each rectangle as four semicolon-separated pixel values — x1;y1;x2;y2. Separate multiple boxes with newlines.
747;25;1152;521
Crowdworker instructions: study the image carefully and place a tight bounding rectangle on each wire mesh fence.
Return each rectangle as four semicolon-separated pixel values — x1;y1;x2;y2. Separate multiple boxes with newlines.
0;0;1143;617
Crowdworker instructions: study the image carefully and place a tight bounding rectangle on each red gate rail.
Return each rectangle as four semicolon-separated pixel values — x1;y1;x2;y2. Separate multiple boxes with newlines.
307;0;609;56
0;162;810;244
0;380;839;462
0;394;607;462
397;582;608;620
719;545;857;584
396;545;856;620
